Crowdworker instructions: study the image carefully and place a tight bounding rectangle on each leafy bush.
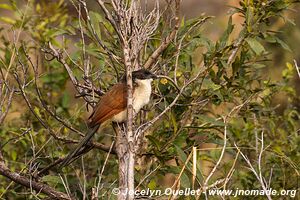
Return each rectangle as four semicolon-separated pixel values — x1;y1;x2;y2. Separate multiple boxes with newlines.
0;0;299;199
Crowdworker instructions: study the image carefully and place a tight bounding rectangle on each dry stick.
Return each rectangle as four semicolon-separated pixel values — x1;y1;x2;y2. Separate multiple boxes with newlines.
118;2;154;198
22;46;85;137
79;0;122;78
96;0;124;43
192;146;197;189
293;59;300;79
15;72;113;173
234;138;272;200
91;188;97;200
43;43;103;102
95;141;115;197
124;42;135;200
202;95;254;193
59;174;72;198
168;151;193;200
15;74;74;143
227;35;246;66
222;150;240;189
48;43;78;87
100;5;134;200
37;141;115;177
135;164;161;189
0;128;31;149
144;0;181;69
2;1;30;83
195;152;240;199
78;4;88;78
203;119;228;191
0;86;14;124
129;1;160;69
0;152;72;200
81;156;87;200
113;124;130;200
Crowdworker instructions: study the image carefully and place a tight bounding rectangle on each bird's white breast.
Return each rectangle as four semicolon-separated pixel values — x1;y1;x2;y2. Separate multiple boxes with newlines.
112;79;152;123
133;79;152;113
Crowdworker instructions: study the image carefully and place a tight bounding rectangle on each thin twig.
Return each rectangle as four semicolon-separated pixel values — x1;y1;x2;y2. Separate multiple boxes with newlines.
144;0;181;69
95;141;115;197
203;119;227;189
234;134;272;200
293;59;300;79
0;151;72;200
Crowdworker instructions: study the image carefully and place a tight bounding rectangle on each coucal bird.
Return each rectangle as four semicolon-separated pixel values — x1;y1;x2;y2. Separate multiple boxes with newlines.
60;69;157;168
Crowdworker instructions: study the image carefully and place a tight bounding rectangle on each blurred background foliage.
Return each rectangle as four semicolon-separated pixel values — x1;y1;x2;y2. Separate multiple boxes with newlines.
0;0;299;199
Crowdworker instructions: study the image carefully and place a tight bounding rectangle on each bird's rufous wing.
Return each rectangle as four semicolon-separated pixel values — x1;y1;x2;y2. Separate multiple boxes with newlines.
88;83;127;127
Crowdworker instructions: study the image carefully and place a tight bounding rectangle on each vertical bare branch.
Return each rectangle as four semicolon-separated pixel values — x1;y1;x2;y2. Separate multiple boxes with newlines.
92;1;162;199
124;44;135;200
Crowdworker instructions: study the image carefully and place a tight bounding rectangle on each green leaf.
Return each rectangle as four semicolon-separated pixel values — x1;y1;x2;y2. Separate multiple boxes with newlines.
66;26;76;35
180;16;185;27
0;17;15;24
168;166;181;174
41;175;61;185
175;145;187;162
147;179;157;190
202;79;221;91
251;63;266;69
245;38;265;55
218;16;234;50
275;37;291;52
180;172;190;188
246;6;254;30
173;132;188;147
146;135;161;149
0;4;14;11
170;112;178;133
89;11;102;39
197;115;225;126
34;107;42;118
61;92;70;108
11;151;17;161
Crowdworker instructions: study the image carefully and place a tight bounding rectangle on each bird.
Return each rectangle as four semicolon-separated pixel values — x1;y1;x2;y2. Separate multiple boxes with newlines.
59;69;157;168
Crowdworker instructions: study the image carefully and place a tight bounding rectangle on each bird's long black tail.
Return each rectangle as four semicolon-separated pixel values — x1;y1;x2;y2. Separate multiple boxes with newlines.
60;124;100;169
